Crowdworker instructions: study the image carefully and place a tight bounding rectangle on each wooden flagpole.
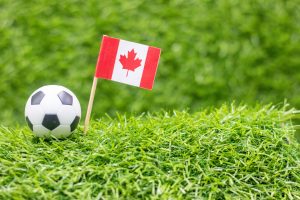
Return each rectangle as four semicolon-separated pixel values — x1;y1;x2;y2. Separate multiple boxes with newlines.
84;77;98;134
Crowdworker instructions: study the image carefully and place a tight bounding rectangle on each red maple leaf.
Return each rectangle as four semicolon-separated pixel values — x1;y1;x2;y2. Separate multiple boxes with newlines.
119;49;142;77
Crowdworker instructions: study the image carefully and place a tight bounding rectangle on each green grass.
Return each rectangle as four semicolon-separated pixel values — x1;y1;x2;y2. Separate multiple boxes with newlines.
1;104;299;199
1;0;300;125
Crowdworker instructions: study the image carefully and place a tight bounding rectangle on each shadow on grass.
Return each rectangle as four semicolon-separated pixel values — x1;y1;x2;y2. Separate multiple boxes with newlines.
31;130;81;144
293;118;300;143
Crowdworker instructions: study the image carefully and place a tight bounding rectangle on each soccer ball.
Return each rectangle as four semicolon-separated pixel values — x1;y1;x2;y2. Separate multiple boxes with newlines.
25;85;81;138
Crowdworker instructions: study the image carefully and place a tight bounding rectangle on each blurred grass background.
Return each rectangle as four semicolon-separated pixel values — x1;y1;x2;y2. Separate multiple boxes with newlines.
0;0;299;125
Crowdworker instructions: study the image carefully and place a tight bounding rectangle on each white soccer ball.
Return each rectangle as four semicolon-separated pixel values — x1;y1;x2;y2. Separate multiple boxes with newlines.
25;85;81;138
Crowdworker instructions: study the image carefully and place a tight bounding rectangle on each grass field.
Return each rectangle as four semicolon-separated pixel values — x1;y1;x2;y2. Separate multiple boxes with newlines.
1;104;299;199
1;0;300;125
1;1;300;199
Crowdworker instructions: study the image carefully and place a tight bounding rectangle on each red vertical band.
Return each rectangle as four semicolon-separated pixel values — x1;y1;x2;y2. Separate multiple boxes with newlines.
95;36;120;79
140;47;161;90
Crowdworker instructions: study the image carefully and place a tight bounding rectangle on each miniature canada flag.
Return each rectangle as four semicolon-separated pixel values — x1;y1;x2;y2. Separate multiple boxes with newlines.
95;35;161;90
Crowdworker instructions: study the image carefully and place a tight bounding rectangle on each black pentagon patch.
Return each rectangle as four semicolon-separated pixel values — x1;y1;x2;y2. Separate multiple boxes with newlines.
70;116;80;132
42;114;60;131
31;91;45;105
25;116;33;131
58;91;73;105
